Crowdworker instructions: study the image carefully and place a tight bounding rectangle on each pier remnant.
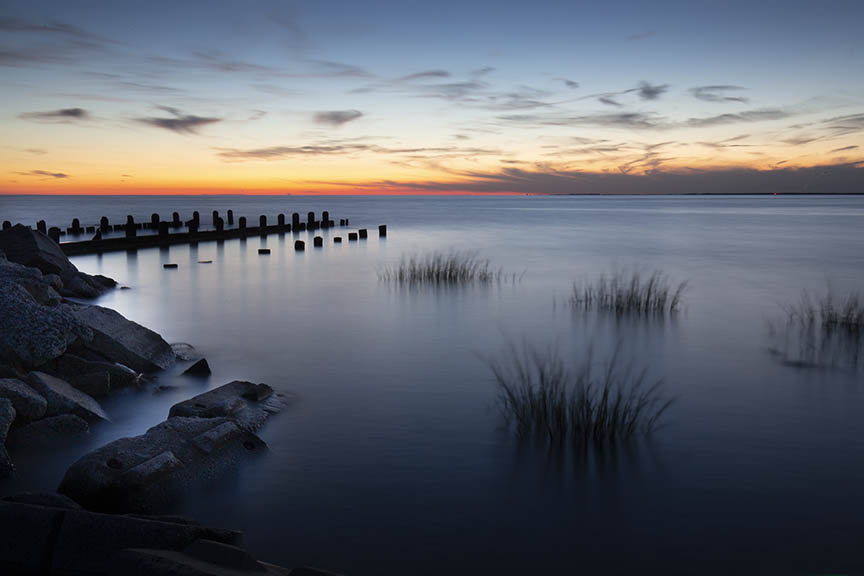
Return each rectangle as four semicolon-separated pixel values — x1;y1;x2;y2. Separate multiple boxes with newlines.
258;248;270;255
37;220;47;234
313;236;323;247
2;221;10;231
163;263;178;269
151;213;160;229
158;222;170;237
294;240;305;251
333;236;342;243
212;210;219;225
358;229;367;239
307;211;315;226
215;217;224;233
48;227;61;243
277;214;285;228
227;210;234;225
172;212;181;227
292;213;300;230
125;216;136;239
348;232;358;241
259;215;267;228
379;225;387;237
321;211;329;228
239;216;247;230
71;219;82;234
100;217;109;233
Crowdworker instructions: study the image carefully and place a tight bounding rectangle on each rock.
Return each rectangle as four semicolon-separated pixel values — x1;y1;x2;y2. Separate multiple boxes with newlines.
54;352;140;390
59;416;266;513
0;251;62;305
0;224;116;298
0;398;15;477
169;381;289;432
9;414;90;447
0;499;240;576
0;281;93;368
111;540;294;575
172;342;198;361
67;303;176;372
0;378;47;422
70;369;112;397
26;371;108;421
183;358;211;376
289;567;346;576
3;491;82;509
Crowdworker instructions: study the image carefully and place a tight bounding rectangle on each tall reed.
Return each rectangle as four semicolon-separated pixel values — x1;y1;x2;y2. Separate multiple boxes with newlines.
377;251;519;285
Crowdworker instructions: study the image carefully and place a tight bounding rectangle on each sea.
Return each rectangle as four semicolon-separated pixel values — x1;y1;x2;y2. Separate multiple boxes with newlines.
1;194;863;575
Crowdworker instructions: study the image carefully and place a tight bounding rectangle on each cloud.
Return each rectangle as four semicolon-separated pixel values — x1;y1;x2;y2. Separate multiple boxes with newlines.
598;96;622;107
19;107;89;122
685;109;790;127
499;111;662;130
690;85;749;103
216;142;498;162
313;109;363;127
831;145;859;153
399;70;451;81
16;170;69;179
136;106;221;134
563;79;580;89
637;81;669;100
23;148;46;155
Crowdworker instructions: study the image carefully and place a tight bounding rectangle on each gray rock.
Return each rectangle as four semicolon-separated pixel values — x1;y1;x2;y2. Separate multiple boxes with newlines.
55;352;141;389
0;281;93;368
26;371;108;421
3;491;82;509
182;358;211;376
69;369;112;397
0;224;116;298
172;342;199;361
9;414;90;447
0;377;47;422
110;540;294;575
169;381;289;432
67;303;176;372
59;416;266;513
0;499;240;575
0;251;62;305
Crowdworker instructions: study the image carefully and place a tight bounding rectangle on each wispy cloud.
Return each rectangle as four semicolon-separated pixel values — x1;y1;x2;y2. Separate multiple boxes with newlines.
637;81;669;100
831;145;859;153
399;69;451;81
313;109;363;127
685;109;790;127
690;85;749;103
136;106;221;134
19;107;89;122
16;170;69;179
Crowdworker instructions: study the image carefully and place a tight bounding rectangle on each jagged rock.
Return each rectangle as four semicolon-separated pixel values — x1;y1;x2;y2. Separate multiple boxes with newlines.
0;224;116;298
9;414;90;447
53;352;140;389
182;358;211;376
0;499;240;575
0;281;92;368
70;369;112;397
0;251;62;305
111;540;294;575
26;371;108;421
59;416;266;513
0;398;15;477
3;492;82;509
0;378;47;422
68;304;175;372
169;381;289;432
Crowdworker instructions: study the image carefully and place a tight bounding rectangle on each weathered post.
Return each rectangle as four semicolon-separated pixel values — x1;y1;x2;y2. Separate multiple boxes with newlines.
48;227;61;243
100;216;109;233
333;236;342;243
215;216;224;233
158;221;170;237
294;240;305;251
188;217;198;234
227;210;234;225
292;212;300;230
321;211;329;228
239;216;247;230
358;228;367;239
345;218;349;226
125;215;137;238
37;220;47;234
340;219;345;226
348;232;358;241
259;215;267;228
85;226;95;233
378;225;387;237
313;236;323;247
172;212;181;227
151;213;160;229
258;248;271;255
193;211;200;224
307;211;315;226
212;210;219;225
71;218;81;234
2;221;10;231
278;214;286;228
299;222;307;231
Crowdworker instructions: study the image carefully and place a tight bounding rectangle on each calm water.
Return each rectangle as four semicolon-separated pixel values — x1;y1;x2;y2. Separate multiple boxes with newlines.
2;195;864;575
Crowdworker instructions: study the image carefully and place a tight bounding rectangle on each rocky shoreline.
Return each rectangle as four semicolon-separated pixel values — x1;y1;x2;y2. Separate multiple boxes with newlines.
0;225;338;575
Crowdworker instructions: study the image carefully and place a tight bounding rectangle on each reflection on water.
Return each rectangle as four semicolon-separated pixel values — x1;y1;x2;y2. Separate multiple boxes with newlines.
1;195;864;575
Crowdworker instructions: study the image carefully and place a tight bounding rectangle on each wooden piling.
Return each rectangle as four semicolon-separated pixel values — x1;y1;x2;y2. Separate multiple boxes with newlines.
358;228;367;239
294;240;305;251
258;248;271;255
72;218;81;233
378;225;387;237
172;212;181;227
259;215;267;228
333;236;342;243
348;232;358;241
292;212;300;229
212;210;219;225
151;213;160;228
48;227;61;243
278;214;286;228
239;216;247;230
2;221;10;231
37;220;47;234
100;216;109;233
227;210;234;225
125;215;136;239
313;236;323;247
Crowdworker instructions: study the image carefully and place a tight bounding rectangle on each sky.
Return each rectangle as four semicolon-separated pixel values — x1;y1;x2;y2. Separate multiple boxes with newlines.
1;0;863;195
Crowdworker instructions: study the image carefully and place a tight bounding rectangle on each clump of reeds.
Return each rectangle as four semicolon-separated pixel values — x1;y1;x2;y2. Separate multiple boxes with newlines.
377;251;519;285
569;271;687;315
784;290;864;336
487;343;673;444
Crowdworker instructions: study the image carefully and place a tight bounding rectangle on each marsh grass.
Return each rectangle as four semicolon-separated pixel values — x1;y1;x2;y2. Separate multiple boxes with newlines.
377;251;521;285
487;343;673;445
769;288;863;369
569;271;687;315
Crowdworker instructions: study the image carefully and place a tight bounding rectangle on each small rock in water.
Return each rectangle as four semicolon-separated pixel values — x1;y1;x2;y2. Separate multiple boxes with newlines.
171;342;197;361
182;358;211;377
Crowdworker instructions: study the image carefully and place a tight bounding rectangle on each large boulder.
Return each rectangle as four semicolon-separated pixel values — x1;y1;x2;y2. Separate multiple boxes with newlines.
169;381;289;432
67;304;176;372
0;378;47;422
26;371;108;421
53;352;140;389
0;499;240;575
0;224;116;298
0;281;92;368
59;416;266;513
8;414;90;447
0;251;62;305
